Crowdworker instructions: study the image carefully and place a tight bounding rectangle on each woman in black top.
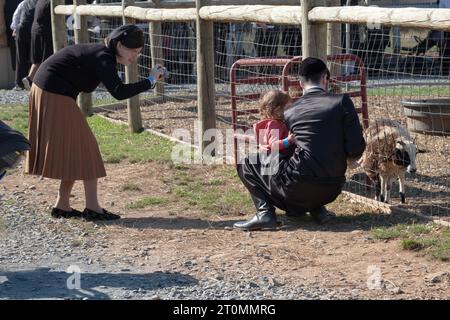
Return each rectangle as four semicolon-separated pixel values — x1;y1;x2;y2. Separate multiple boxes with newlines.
3;0;22;74
26;24;165;220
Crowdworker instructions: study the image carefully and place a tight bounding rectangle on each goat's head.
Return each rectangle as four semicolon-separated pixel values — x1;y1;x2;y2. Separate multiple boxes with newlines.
394;139;418;173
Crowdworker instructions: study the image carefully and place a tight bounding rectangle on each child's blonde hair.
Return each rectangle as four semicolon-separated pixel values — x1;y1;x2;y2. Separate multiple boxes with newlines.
259;90;292;120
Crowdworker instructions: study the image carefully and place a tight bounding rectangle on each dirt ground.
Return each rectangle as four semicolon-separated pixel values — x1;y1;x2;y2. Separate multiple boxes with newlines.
2;161;449;299
97;94;450;221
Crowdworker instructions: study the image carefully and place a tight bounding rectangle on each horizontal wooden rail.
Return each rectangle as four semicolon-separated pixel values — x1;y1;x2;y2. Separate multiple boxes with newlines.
309;6;450;31
125;6;196;21
101;0;302;9
76;5;125;17
198;5;302;24
55;4;450;31
54;4;75;15
55;4;197;21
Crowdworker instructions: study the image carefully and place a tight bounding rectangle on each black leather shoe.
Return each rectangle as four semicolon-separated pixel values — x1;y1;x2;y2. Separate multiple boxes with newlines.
310;206;334;225
233;211;277;231
51;207;82;219
82;208;120;221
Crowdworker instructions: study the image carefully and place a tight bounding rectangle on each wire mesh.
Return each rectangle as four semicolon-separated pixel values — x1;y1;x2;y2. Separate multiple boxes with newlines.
61;3;449;222
74;15;199;113
333;21;450;221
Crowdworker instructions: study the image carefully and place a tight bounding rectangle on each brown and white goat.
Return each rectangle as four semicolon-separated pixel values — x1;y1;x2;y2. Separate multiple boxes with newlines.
359;119;424;203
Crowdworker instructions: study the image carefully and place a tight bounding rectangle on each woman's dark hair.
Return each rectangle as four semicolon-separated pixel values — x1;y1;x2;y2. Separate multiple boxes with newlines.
105;24;145;54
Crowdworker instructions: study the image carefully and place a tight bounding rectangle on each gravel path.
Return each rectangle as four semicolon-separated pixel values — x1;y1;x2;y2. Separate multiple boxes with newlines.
0;193;343;300
0;89;29;105
0;89;113;106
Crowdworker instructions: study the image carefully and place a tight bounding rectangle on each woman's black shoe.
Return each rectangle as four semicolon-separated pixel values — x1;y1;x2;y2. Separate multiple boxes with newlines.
51;208;83;219
82;208;120;221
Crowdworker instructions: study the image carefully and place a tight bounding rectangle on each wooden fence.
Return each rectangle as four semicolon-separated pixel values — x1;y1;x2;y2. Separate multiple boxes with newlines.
50;0;450;151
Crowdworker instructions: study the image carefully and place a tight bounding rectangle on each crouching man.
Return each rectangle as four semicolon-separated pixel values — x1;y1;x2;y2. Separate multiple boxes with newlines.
233;57;366;231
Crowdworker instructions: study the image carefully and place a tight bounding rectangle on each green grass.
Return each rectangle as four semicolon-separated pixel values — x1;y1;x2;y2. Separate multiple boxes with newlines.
372;223;433;240
372;223;450;261
125;196;169;209
0;104;28;135
367;85;450;97
174;182;252;215
401;239;425;251
202;179;223;186
0;103;174;164
0;217;6;233
169;166;253;215
87;116;173;163
120;183;142;192
428;228;450;261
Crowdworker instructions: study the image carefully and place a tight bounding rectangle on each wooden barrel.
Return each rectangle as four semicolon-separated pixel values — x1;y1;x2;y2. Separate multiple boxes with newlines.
402;99;450;136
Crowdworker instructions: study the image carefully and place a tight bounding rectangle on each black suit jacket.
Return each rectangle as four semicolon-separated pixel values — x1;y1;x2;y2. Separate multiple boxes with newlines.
4;0;22;45
283;88;366;182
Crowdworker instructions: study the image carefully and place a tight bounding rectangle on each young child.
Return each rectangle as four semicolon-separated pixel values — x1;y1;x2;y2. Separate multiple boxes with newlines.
253;90;295;155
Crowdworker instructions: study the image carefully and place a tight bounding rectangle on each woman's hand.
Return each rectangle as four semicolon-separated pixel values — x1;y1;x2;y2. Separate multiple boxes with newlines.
147;64;167;87
150;64;166;81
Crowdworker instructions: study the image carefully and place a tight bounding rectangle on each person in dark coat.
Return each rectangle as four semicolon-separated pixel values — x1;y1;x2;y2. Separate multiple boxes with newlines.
14;0;37;89
0;120;30;181
233;57;366;231
23;0;95;89
3;0;22;72
28;0;53;82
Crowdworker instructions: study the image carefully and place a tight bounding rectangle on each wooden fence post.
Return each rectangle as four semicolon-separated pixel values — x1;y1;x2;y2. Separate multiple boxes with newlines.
195;0;216;155
327;0;341;76
123;0;143;132
50;0;67;52
301;0;327;62
149;0;165;98
73;0;93;116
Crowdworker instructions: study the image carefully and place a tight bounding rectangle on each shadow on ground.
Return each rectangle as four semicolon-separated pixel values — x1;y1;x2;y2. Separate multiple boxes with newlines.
0;268;197;299
279;209;431;232
101;209;431;233
113;216;243;230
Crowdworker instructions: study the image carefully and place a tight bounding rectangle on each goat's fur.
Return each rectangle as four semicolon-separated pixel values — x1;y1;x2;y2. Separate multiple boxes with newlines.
359;119;419;203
